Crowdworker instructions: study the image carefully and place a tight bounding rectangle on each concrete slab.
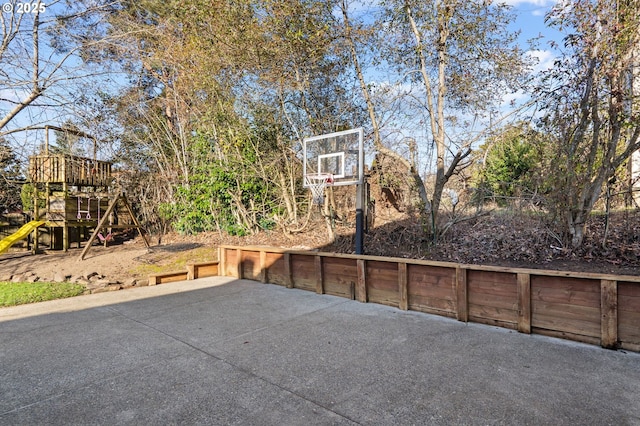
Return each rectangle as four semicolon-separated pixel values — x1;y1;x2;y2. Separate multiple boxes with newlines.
1;277;639;425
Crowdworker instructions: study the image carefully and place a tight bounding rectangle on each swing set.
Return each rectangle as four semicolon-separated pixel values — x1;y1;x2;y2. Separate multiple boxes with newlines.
95;196;113;243
26;125;150;257
79;195;113;243
78;192;148;260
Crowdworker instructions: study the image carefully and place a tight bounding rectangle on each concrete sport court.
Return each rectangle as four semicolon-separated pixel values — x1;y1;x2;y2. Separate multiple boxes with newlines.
1;276;639;425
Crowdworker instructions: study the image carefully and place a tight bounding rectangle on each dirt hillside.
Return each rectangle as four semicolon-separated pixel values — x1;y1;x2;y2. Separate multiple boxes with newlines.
1;207;639;290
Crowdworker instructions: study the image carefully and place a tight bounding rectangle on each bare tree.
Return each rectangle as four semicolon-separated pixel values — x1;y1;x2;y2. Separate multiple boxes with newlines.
340;0;530;238
0;0;117;137
537;0;640;248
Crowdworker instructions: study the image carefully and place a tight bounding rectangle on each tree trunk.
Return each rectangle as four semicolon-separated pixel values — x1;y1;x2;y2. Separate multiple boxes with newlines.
567;212;586;248
566;173;606;248
341;0;431;214
405;0;451;235
322;192;335;243
278;169;295;220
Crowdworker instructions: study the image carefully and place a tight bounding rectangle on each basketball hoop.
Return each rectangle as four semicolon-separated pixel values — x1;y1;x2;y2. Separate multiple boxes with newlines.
305;173;334;205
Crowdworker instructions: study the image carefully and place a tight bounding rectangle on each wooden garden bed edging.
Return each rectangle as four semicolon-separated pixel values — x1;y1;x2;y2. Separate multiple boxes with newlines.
148;270;189;285
218;245;640;352
148;260;220;285
187;261;220;280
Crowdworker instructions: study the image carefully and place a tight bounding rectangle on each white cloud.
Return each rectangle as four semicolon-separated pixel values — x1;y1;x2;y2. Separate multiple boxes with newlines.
528;49;556;73
500;0;556;6
0;89;21;103
502;0;558;16
498;49;557;109
501;90;528;106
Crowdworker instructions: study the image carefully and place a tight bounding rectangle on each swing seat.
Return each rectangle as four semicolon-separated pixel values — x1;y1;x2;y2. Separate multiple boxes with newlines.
97;232;113;243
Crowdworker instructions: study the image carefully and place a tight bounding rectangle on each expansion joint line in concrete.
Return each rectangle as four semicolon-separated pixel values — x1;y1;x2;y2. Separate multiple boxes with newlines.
105;303;362;425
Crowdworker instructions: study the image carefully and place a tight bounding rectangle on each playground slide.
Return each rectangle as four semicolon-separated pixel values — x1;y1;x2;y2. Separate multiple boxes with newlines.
0;220;47;255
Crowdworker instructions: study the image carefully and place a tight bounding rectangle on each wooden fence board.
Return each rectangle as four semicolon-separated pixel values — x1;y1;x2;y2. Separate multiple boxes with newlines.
600;280;617;349
399;263;408;310
531;275;601;340
265;252;287;286
408;265;456;308
409;274;455;295
456;267;468;322
284;252;293;288
324;280;355;299
315;255;324;294
409;264;455;285
517;273;531;334
356;259;367;302
323;257;358;274
236;249;243;278
468;275;517;297
468;292;518;310
532;276;600;307
468;273;517;302
533;288;602;306
149;270;189;285
532;302;600;322
532;313;600;338
366;261;399;287
291;254;316;291
322;257;357;299
409;263;455;277
467;282;518;299
618;281;640;300
368;288;399;307
619;315;640;341
219;247;227;276
187;262;219;280
260;250;268;282
468;304;517;325
366;261;399;306
618;282;640;347
467;270;517;324
468;270;517;284
224;249;239;277
198;262;219;278
409;295;456;314
241;250;262;281
322;272;358;290
409;285;455;301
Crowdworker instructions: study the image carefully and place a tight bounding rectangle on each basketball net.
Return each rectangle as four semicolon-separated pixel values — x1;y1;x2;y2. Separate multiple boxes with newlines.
305;173;334;205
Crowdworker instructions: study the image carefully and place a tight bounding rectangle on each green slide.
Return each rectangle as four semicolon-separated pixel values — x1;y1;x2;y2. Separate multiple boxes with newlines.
0;220;47;255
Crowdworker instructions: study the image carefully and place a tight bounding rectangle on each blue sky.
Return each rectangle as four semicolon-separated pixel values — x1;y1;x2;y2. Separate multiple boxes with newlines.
1;0;565;161
505;0;564;70
506;0;559;36
498;0;565;109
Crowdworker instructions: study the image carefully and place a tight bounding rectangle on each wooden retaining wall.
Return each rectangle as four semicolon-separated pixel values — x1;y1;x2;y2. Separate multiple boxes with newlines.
148;261;219;285
219;245;640;352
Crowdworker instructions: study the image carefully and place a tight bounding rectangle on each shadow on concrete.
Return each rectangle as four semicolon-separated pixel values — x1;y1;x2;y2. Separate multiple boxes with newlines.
1;277;639;425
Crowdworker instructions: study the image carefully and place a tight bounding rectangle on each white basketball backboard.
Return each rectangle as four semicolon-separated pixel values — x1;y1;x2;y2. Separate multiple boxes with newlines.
303;128;363;187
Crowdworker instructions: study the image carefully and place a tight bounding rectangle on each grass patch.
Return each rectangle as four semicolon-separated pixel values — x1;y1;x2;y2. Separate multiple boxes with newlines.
131;263;166;276
0;281;86;307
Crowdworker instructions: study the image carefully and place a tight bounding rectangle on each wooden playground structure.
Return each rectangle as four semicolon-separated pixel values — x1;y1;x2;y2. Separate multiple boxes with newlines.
25;126;149;259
